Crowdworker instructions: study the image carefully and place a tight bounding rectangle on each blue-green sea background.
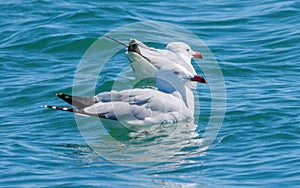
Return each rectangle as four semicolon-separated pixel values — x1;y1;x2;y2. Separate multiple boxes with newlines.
1;0;299;187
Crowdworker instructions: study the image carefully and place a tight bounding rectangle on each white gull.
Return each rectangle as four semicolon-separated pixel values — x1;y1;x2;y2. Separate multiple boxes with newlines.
104;36;203;83
126;38;203;81
42;64;207;128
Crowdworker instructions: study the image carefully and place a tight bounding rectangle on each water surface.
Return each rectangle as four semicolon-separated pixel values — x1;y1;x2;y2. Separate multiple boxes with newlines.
1;0;299;187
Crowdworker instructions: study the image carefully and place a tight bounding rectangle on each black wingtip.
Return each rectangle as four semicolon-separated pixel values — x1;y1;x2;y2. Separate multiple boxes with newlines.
55;93;70;97
55;93;96;109
56;93;73;104
41;105;74;112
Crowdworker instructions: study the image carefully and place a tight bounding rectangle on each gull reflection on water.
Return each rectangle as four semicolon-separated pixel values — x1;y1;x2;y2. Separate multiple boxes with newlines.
76;116;208;167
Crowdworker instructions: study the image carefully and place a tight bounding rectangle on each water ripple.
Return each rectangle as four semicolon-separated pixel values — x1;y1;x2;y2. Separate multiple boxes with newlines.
0;0;299;187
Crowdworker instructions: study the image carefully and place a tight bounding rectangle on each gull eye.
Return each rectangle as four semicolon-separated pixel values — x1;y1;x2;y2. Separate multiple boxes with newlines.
186;49;190;52
174;70;180;75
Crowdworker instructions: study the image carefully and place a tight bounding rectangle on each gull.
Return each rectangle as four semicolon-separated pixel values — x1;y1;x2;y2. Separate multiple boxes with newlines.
104;36;203;82
42;64;207;128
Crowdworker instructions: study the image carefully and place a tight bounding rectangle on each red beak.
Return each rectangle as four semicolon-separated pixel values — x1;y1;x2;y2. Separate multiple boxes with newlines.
190;75;207;84
192;52;204;59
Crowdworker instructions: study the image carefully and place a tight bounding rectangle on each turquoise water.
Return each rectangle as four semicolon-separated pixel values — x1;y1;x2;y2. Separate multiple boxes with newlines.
1;0;299;187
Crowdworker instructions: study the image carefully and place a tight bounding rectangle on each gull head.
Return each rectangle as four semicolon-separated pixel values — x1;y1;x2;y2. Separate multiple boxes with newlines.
157;64;207;93
166;42;203;59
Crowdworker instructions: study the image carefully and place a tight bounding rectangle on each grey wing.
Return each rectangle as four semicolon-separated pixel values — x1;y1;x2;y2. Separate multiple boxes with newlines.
89;89;154;120
87;89;192;124
94;89;153;104
81;101;152;121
